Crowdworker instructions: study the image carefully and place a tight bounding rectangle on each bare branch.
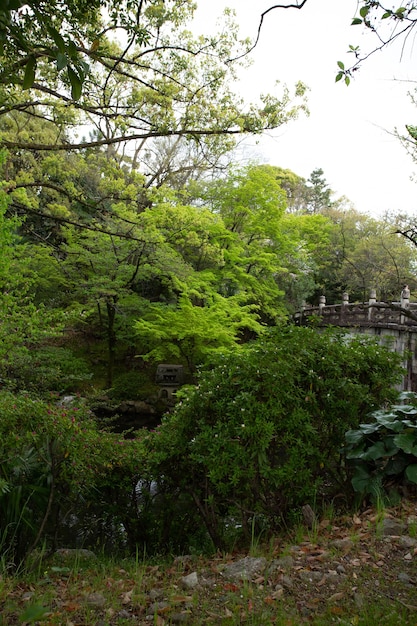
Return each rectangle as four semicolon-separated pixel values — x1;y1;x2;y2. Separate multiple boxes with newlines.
228;0;309;63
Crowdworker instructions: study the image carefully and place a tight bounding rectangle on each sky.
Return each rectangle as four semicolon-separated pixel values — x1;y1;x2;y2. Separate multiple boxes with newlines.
194;0;417;217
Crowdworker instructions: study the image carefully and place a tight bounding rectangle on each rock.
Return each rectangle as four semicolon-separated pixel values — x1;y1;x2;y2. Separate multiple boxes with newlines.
181;572;199;589
223;557;267;581
281;575;294;589
148;601;169;614
148;588;165;601
336;564;346;574
298;570;323;583
398;572;413;585
354;592;364;609
170;613;193;623
55;548;97;560
85;593;106;608
330;538;354;551
270;555;294;571
399;536;417;548
381;518;406;536
302;504;316;529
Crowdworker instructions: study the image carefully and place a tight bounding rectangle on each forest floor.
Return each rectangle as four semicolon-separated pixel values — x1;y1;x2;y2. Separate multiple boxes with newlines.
2;499;417;625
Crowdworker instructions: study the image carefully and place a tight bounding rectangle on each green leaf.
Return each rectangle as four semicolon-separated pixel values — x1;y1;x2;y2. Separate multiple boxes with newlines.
382;11;392;18
362;441;386;461
19;604;49;623
335;72;343;83
337;60;345;70
351;17;363;25
359;422;380;435
359;6;369;18
393;433;417;454
345;429;363;445
385;456;407;475
56;52;68;71
375;416;403;432
46;24;66;53
345;76;350;86
351;464;372;493
22;56;36;90
405;464;417;483
67;66;82;101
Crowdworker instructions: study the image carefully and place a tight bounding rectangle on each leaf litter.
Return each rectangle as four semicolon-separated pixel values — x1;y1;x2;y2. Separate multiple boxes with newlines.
2;499;417;625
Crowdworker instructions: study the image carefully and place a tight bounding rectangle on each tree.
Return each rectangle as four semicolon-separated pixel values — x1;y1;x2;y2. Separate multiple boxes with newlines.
0;1;308;156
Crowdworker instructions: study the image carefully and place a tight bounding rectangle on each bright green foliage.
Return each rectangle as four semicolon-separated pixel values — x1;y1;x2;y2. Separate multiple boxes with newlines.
145;326;403;549
135;294;261;372
0;1;307;154
344;392;417;501
0;390;146;567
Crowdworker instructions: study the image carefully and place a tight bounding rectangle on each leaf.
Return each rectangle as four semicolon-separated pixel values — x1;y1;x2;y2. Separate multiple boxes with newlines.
19;604;49;623
393;433;417;454
335;72;343;83
56;52;68;71
351;465;371;493
46;24;66;53
337;61;345;70
362;441;386;461
345;76;350;86
345;429;363;445
22;56;36;90
359;6;369;18
67;66;82;101
405;464;417;484
351;17;363;25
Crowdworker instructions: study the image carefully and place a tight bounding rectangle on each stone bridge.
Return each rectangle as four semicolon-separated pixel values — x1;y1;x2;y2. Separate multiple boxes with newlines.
294;288;417;391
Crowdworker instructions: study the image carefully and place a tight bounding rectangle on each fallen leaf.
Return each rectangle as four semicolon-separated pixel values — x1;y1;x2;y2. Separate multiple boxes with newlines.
330;605;344;615
171;595;193;603
328;592;344;603
264;596;275;605
121;588;134;604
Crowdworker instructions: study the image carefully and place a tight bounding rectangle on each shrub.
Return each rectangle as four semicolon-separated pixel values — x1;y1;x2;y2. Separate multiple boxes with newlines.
0;391;146;568
146;326;403;549
344;391;417;502
108;370;159;401
0;346;91;394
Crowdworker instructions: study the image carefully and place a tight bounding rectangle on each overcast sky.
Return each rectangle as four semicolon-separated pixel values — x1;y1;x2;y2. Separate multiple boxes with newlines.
195;0;417;217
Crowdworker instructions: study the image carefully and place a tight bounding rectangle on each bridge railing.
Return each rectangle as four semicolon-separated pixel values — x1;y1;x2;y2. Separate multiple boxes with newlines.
294;288;417;329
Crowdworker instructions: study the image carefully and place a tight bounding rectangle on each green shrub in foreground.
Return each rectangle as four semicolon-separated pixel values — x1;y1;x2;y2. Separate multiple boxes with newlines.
146;326;403;549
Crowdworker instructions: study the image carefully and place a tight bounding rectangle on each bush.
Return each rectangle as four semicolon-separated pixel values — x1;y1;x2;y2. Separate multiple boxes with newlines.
108;370;159;401
146;326;404;550
0;346;91;394
344;391;417;503
0;391;146;568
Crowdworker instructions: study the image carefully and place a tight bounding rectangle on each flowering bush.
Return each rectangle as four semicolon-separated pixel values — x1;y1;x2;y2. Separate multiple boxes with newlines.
146;326;403;549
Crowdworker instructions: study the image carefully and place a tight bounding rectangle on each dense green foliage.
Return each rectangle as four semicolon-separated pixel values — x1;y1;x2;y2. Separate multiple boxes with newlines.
0;391;146;568
2;0;417;568
143;327;403;550
344;392;417;502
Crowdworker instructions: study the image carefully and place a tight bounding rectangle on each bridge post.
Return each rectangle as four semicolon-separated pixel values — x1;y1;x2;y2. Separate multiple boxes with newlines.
368;289;376;321
319;295;326;313
401;285;410;324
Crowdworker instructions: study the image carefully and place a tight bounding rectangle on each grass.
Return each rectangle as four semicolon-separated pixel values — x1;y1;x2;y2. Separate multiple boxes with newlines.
1;500;417;625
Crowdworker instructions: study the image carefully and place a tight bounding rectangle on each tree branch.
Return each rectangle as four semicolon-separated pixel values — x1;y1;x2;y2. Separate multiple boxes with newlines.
228;0;309;62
